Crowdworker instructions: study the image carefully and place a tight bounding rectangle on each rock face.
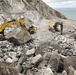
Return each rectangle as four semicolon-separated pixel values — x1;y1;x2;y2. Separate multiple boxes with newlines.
48;51;61;72
25;0;66;19
68;66;76;75
0;0;66;19
64;56;76;73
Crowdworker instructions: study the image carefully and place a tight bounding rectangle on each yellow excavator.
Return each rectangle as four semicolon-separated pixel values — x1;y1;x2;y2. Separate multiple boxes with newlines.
0;19;37;39
49;22;63;35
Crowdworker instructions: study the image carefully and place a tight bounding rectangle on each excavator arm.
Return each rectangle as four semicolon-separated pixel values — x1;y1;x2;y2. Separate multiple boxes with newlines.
0;19;37;39
0;19;26;34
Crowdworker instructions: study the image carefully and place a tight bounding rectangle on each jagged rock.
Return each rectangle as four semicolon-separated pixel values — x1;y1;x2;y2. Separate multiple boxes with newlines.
0;61;19;75
43;52;51;60
7;52;18;62
22;57;33;69
68;65;76;75
15;65;22;73
0;0;66;19
57;73;62;75
8;52;16;58
48;51;60;72
38;52;52;69
19;73;25;75
3;55;8;60
59;54;66;59
31;54;42;64
64;56;76;73
74;71;76;75
62;70;67;75
35;67;54;75
6;57;13;63
26;48;35;56
12;57;18;62
4;27;32;45
26;69;35;75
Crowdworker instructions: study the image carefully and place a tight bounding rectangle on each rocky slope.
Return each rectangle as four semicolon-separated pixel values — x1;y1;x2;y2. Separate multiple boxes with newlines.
0;0;76;75
0;0;66;19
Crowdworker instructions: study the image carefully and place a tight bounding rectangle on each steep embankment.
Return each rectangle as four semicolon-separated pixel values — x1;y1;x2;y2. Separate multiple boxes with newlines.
0;0;66;19
0;0;76;75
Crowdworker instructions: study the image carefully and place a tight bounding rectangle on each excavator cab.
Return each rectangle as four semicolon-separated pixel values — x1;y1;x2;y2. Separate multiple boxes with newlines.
27;26;37;34
49;22;63;35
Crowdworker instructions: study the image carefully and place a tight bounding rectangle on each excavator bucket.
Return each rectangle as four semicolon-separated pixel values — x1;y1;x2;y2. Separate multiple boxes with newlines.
0;34;5;40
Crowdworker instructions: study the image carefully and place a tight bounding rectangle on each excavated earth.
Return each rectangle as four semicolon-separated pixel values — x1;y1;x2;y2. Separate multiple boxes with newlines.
0;0;76;75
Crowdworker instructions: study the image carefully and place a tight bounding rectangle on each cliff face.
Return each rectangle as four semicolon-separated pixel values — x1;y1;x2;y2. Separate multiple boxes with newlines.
0;0;66;19
24;0;66;19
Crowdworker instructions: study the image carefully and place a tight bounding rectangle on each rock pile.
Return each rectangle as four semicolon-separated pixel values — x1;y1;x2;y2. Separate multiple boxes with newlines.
0;0;76;75
0;41;76;75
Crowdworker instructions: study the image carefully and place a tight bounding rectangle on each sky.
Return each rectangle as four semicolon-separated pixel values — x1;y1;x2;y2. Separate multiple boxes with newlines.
42;0;76;8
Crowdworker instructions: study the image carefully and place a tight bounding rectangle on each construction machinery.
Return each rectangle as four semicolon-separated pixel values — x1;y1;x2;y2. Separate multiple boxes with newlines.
49;22;63;35
0;19;37;39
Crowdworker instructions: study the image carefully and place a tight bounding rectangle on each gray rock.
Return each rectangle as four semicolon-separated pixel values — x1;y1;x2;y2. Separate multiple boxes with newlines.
26;48;35;56
54;35;74;49
62;70;67;75
2;48;8;52
74;71;76;75
64;56;76;73
35;67;54;75
8;52;16;58
16;51;22;57
57;73;62;75
6;57;13;63
5;27;32;45
0;61;19;75
32;54;42;64
48;51;60;72
3;55;8;60
22;57;33;69
38;60;48;69
15;65;22;73
68;65;76;75
26;69;34;75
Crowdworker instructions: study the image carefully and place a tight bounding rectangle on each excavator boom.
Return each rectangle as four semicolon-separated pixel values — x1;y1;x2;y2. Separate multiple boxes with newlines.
0;19;26;33
0;19;37;39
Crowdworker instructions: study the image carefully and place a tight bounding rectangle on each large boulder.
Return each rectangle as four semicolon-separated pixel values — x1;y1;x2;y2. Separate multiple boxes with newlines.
4;27;32;45
48;51;61;72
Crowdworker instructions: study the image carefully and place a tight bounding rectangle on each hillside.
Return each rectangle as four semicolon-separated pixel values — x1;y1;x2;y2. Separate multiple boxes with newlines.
0;0;76;75
0;0;66;19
